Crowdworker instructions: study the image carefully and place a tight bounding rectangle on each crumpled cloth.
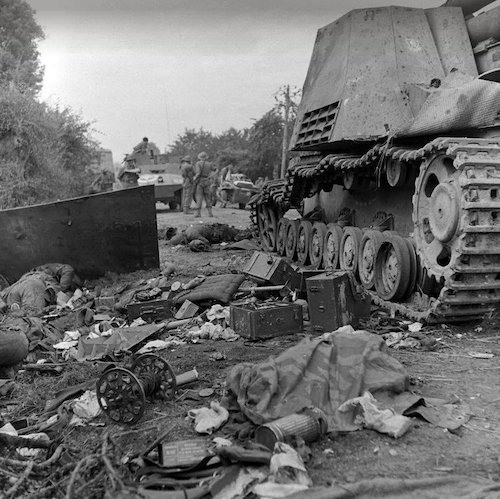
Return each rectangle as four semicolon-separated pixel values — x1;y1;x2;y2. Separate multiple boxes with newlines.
187;401;229;434
227;326;408;431
337;391;412;437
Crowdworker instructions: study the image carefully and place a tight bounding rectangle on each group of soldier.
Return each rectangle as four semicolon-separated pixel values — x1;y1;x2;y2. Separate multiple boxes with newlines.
180;152;222;217
113;138;245;217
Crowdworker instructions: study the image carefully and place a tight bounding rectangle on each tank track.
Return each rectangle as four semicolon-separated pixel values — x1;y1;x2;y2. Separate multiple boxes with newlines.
249;137;500;323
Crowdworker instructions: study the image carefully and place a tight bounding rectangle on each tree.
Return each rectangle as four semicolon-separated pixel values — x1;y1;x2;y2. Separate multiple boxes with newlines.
168;128;218;162
247;108;283;180
0;86;99;208
275;85;300;178
0;0;45;92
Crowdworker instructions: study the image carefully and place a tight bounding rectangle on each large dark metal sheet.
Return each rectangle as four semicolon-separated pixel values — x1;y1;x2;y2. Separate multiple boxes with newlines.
0;186;159;283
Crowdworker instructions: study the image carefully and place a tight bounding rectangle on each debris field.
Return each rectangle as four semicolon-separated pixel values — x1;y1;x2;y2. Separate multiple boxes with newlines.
0;206;500;499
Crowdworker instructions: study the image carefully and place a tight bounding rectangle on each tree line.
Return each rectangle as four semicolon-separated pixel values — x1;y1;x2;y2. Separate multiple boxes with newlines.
168;89;298;182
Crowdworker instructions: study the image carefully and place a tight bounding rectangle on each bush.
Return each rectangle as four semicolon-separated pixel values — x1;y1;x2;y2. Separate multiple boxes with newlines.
0;86;98;208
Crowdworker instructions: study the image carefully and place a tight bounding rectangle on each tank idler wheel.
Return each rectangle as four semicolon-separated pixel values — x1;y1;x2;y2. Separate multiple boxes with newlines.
386;158;407;187
261;206;278;252
374;233;412;301
322;223;343;270
309;222;327;269
276;218;289;256
285;220;300;260
340;227;363;275
358;230;385;290
297;220;313;265
96;367;146;425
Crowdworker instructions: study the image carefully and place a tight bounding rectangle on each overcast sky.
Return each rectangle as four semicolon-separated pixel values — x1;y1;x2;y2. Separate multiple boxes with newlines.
29;0;464;161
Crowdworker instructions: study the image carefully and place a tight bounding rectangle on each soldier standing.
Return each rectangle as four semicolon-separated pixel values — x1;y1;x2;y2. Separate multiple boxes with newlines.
194;151;213;217
209;166;220;207
180;156;195;214
116;157;140;190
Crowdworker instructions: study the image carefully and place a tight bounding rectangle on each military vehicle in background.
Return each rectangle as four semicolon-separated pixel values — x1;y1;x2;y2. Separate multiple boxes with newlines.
128;141;183;210
219;173;261;209
252;0;500;323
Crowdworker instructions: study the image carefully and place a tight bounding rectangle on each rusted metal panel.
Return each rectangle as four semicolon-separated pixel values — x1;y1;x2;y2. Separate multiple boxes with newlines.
0;186;159;283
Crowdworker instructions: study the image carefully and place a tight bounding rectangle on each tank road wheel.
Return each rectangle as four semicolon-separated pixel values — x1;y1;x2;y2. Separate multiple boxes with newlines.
358;230;384;290
285;220;300;260
259;206;278;252
323;223;343;270
385;158;407;187
309;222;327;269
413;154;460;280
340;227;363;274
297;221;313;265
276;218;289;256
256;205;267;246
403;237;418;299
374;234;411;301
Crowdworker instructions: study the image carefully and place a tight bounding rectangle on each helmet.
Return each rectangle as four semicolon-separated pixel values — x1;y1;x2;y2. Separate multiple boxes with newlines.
181;156;192;163
198;152;208;160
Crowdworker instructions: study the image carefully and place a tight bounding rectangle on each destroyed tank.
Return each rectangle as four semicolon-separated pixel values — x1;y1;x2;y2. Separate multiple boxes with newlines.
252;0;500;322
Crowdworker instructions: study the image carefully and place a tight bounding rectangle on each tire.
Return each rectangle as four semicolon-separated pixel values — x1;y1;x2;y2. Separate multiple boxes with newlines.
285;220;300;260
297;220;313;265
374;234;412;301
238;202;246;209
168;200;179;211
322;223;343;270
339;227;363;274
358;230;384;290
309;222;327;269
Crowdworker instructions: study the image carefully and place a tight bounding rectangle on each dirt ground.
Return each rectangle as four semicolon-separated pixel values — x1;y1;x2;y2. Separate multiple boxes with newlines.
3;203;500;497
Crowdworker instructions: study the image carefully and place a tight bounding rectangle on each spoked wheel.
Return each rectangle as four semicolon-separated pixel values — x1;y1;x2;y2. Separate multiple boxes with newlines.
96;367;146;425
297;220;313;265
413;153;460;280
374;233;412;301
323;223;343;270
257;205;278;251
285;220;300;260
309;222;327;269
339;227;363;274
276;218;289;256
358;230;384;290
131;353;177;400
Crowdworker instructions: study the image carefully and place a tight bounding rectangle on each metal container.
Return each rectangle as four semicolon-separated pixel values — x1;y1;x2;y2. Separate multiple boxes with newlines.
255;408;328;450
230;302;303;340
243;251;301;290
306;271;371;333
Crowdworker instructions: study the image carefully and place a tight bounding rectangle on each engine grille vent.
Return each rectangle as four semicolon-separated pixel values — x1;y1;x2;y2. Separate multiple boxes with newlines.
296;102;340;147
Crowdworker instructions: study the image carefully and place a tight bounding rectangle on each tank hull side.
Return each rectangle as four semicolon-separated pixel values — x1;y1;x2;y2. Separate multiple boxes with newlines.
304;182;415;236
